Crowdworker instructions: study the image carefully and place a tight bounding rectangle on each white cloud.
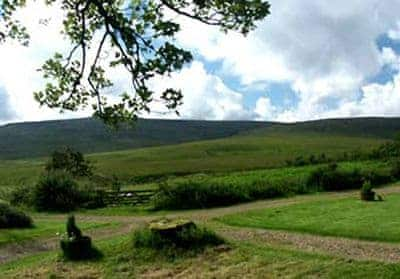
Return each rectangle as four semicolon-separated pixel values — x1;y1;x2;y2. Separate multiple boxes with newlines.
148;61;254;120
388;21;400;40
254;97;276;120
176;0;400;121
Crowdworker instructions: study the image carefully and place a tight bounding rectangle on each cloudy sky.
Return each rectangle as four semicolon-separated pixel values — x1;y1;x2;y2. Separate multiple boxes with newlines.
1;0;400;124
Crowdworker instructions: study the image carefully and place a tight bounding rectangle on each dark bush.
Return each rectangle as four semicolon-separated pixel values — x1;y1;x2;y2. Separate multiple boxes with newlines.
0;203;33;229
153;176;310;210
60;215;101;260
307;164;364;191
33;172;82;212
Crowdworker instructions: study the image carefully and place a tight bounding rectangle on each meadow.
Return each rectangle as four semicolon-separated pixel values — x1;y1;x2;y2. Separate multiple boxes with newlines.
0;131;384;191
2;121;400;278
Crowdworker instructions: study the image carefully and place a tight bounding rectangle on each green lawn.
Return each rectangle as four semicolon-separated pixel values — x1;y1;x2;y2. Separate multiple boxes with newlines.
219;193;400;243
2;233;400;278
0;219;119;247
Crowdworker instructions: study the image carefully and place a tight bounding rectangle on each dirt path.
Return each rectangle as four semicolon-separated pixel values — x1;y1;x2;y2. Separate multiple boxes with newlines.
2;184;400;265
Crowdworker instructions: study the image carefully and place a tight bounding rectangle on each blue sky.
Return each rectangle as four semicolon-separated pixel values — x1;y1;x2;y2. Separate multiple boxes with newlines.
1;0;400;124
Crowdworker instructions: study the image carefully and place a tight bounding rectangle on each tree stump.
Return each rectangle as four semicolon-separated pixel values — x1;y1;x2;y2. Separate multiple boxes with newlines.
149;218;196;241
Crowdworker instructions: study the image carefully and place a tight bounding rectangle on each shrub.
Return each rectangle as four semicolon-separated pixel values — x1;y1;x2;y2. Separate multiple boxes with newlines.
133;219;224;253
153;175;310;210
60;215;100;260
307;164;364;191
33;172;82;212
0;203;33;229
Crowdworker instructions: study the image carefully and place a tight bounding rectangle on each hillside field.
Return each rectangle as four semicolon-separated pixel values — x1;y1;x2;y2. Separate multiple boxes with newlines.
2;118;400;278
0;131;385;191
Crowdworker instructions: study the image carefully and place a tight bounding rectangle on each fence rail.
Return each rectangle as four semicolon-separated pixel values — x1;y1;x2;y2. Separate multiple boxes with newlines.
103;190;156;206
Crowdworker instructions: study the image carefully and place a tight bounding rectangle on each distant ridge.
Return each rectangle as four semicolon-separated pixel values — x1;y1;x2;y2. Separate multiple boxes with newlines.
1;117;399;160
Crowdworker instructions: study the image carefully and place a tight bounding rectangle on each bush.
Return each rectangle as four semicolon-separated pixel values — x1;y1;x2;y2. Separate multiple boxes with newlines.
307;164;364;191
133;219;224;253
153;177;308;210
60;215;100;260
33;172;82;212
0;203;33;229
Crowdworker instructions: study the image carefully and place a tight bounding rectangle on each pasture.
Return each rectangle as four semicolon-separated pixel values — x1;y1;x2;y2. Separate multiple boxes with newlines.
1;124;400;278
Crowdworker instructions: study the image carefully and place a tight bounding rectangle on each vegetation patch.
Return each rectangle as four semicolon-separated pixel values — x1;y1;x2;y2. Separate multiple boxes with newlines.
0;203;33;229
153;161;395;210
133;219;224;255
10;171;105;212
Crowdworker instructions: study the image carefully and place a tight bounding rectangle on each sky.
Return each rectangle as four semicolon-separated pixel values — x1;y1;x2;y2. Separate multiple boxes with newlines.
1;0;400;124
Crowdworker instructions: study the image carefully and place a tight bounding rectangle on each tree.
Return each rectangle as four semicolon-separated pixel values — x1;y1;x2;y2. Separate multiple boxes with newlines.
1;0;270;125
45;146;93;177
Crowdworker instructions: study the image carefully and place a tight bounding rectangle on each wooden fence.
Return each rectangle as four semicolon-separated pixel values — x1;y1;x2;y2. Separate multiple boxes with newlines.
103;190;156;206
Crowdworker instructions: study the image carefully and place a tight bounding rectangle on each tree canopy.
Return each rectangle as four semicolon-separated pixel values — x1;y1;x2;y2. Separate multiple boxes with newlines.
0;0;270;125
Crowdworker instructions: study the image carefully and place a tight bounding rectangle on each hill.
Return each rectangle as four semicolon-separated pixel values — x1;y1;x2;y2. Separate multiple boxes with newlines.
0;118;270;160
0;117;399;160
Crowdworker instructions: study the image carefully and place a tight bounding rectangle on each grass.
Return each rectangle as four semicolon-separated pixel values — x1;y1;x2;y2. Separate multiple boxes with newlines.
0;219;119;247
0;132;384;191
219;193;400;243
3;232;400;278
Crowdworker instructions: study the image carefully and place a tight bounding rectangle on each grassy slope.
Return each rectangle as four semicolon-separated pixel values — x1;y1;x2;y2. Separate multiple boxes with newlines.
1;117;399;161
0;132;384;190
219;193;400;243
0;118;271;160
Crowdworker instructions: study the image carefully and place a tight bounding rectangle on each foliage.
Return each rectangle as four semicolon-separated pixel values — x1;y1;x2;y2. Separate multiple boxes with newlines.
45;147;93;177
33;171;82;212
1;0;270;125
152;177;308;210
153;162;394;210
0;203;33;229
60;215;101;260
9;185;34;207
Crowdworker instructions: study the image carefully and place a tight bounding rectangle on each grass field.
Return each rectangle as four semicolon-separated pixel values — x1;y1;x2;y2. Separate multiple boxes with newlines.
219;193;400;243
0;219;119;247
1;121;400;278
3;228;400;278
0;131;385;191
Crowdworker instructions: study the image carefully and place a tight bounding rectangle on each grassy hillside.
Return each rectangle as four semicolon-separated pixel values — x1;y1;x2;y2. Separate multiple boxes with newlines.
0;117;399;160
0;131;385;191
0;118;271;160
